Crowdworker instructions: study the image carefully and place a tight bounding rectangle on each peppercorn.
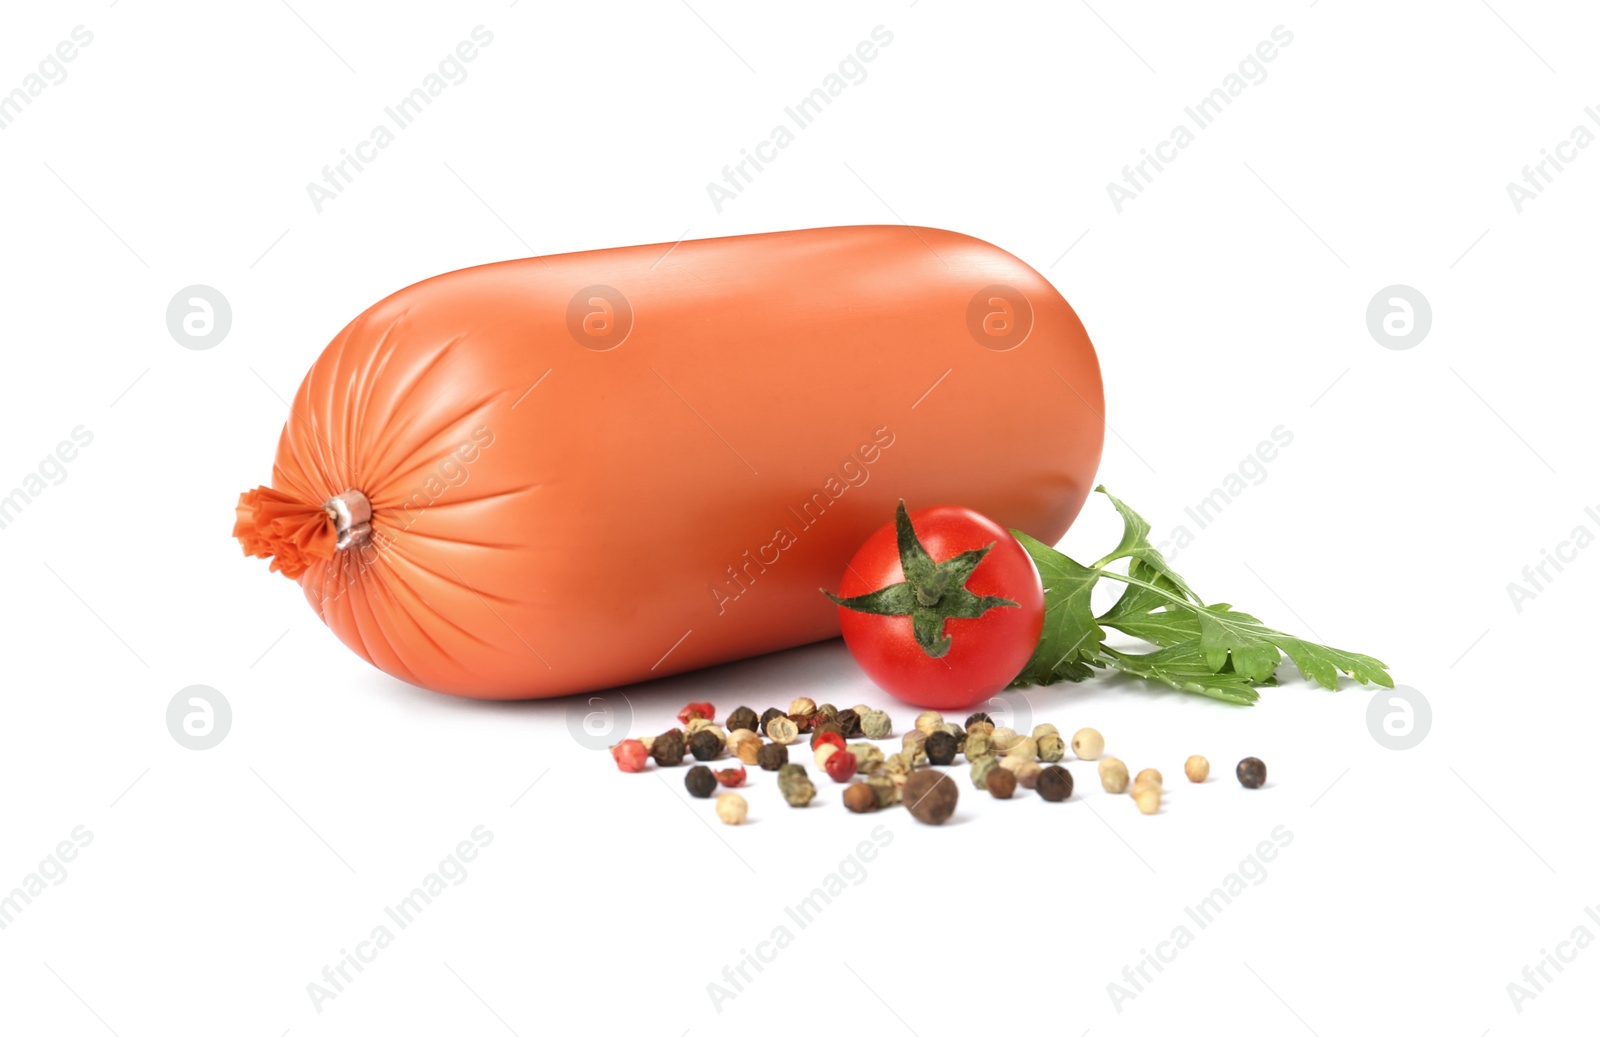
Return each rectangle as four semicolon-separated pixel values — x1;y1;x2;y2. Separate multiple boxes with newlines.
966;720;995;738
766;716;800;745
835;709;863;738
1134;786;1161;815
859;709;893;740
812;730;847;755
847;742;885;773
843;782;878;813
716;793;748;824
914;710;945;736
964;730;992;760
678;702;715;725
726;705;760;732
902;729;928;752
715;764;746;787
1134;768;1162;789
1098;757;1129;793
824;750;857;783
728;728;762;765
903;769;959;825
689;729;723;761
759;706;786;730
1031;723;1059;741
1014;762;1043;789
789;696;817;717
685;765;717;798
684;717;718;739
885;751;913;778
1037;734;1066;763
639;735;656;753
610;739;649;773
1036;765;1073;802
865;774;900;807
1185;755;1210;783
970;754;1001;789
807;720;841;745
964;711;993;729
1071;728;1104;760
985;766;1018;799
991;727;1022;751
925;730;959;766
815;743;841;771
777;764;817;807
1003;736;1038;762
650;729;686;767
1236;757;1267;789
756;742;788;771
787;712;815;734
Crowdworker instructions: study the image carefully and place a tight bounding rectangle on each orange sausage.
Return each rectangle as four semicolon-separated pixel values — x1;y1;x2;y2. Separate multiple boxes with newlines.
234;225;1104;699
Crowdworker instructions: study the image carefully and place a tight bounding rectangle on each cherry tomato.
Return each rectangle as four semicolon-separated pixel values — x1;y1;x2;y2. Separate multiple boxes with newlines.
827;503;1044;711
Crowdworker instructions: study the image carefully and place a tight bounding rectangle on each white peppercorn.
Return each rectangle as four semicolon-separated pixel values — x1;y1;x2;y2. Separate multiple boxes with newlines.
716;793;748;824
915;710;945;736
1072;727;1105;760
1098;756;1129;794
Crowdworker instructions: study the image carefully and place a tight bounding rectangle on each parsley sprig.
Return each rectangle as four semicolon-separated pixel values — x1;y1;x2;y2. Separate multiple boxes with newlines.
1010;487;1392;705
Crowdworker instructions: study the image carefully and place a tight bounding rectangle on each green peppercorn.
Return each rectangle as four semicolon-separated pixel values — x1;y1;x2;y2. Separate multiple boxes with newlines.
925;730;959;766
1036;765;1074;802
914;710;945;736
847;742;885;773
1236;757;1267;789
985;766;1018;799
651;728;686;767
809;721;844;746
843;782;878;814
756;742;788;771
859;708;893;740
689;729;722;761
865;774;900;807
726;706;760;732
964;730;993;760
777;763;817;807
970;754;1000;789
1037;733;1066;763
816;703;839;719
903;769;959;825
685;765;717;798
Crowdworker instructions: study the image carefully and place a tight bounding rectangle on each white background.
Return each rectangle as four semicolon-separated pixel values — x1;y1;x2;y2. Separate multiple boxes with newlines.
1;1;1596;1034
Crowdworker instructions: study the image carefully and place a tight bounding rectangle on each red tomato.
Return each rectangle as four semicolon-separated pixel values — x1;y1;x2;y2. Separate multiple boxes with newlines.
827;503;1044;711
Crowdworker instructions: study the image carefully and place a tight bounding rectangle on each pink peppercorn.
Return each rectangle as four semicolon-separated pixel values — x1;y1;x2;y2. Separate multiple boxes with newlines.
812;731;847;755
678;702;715;725
824;750;857;783
715;764;747;788
610;739;649;773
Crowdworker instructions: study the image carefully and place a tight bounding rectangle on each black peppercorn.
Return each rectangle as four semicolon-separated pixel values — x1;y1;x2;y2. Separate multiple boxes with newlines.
964;711;993;729
685;765;717;798
903;769;959;825
726;706;760;732
760;707;786;730
689;729;722;761
1236;757;1267;789
788;712;815;734
651;728;686;767
756;742;789;771
925;730;959;766
1036;765;1074;802
834;708;862;738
